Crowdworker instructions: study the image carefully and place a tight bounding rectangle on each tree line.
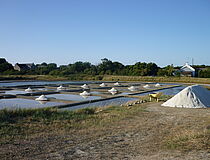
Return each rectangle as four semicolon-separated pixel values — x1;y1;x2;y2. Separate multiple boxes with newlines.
0;58;210;78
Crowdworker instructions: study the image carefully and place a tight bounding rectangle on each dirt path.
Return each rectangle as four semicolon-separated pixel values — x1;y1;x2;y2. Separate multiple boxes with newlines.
1;103;210;160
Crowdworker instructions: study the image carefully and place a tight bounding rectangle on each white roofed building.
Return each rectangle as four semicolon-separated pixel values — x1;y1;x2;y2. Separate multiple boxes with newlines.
179;63;195;77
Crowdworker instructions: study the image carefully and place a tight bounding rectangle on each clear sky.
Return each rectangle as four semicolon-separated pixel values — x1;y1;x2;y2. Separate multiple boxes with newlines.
0;0;210;67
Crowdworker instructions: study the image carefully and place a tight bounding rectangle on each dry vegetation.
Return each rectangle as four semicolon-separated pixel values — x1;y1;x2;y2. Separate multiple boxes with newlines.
0;75;69;81
103;75;210;84
0;100;210;160
1;74;210;84
165;129;210;151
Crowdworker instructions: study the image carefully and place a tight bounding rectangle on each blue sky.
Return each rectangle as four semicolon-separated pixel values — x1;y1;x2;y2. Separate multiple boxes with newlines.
0;0;210;67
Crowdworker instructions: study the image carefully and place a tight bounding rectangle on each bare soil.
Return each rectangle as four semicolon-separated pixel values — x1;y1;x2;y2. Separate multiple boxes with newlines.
0;103;210;160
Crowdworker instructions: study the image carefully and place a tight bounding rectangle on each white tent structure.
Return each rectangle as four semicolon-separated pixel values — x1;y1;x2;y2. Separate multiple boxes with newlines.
161;85;210;108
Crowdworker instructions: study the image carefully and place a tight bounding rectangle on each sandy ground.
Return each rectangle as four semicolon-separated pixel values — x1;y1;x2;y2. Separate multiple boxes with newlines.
0;103;210;160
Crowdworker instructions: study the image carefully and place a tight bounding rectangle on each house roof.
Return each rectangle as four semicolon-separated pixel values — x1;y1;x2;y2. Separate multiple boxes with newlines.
180;63;195;72
15;63;35;70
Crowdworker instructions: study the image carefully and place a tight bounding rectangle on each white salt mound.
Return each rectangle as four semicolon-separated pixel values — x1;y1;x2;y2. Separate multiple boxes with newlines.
35;95;48;101
114;82;120;86
80;91;91;96
81;84;89;89
108;88;118;95
108;87;118;92
143;84;150;89
128;86;137;91
25;87;33;92
155;83;161;87
57;85;66;91
161;85;210;108
99;83;106;87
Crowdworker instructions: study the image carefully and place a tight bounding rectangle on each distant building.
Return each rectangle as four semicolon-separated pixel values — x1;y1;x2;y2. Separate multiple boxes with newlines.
14;63;36;71
179;63;195;77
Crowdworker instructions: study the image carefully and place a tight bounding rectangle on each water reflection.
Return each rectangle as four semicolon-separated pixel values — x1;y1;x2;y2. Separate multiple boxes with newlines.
135;86;185;96
63;97;138;111
37;101;48;105
4;90;26;95
47;94;101;101
0;98;64;109
0;80;97;87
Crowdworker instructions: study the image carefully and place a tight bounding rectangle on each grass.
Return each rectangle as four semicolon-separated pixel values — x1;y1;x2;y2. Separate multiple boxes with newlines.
0;105;146;144
103;75;210;84
0;75;69;81
165;129;210;151
0;74;102;81
0;107;97;143
0;107;96;123
1;100;209;160
1;74;210;84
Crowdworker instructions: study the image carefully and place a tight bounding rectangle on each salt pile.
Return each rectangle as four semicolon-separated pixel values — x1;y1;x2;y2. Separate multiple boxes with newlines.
35;95;48;101
108;87;118;92
99;83;106;87
143;84;150;89
155;83;161;87
128;86;138;91
108;88;118;95
80;91;91;96
57;85;66;91
81;84;89;89
25;87;33;92
162;85;210;108
114;82;120;86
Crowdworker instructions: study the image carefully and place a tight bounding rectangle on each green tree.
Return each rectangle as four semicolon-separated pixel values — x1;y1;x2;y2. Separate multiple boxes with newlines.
157;65;174;76
0;58;14;73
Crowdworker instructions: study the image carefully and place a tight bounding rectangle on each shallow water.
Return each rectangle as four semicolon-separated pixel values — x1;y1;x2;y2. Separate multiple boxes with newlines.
0;80;179;88
46;94;102;101
135;86;185;96
119;92;131;95
37;88;54;91
0;98;65;109
61;86;185;110
0;80;97;87
90;91;102;94
62;97;138;111
4;90;27;95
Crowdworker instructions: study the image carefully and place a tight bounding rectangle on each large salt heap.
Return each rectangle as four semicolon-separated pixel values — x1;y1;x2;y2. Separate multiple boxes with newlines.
161;85;210;108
